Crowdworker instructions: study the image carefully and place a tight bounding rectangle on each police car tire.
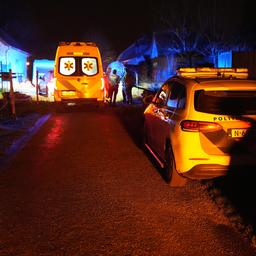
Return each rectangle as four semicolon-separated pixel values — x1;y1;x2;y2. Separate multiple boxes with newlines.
164;145;187;187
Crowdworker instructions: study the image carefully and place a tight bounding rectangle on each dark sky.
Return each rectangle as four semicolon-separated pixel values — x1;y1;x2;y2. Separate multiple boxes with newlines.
1;0;155;58
1;0;256;59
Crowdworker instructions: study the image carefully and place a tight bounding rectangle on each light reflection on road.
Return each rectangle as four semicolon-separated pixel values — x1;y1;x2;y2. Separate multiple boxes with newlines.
44;117;65;149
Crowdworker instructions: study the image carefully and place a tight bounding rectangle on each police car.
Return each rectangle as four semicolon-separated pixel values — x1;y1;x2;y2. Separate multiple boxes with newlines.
143;67;256;186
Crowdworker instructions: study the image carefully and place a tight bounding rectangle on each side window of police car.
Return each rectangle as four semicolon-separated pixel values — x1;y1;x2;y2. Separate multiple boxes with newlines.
167;82;186;109
154;83;170;106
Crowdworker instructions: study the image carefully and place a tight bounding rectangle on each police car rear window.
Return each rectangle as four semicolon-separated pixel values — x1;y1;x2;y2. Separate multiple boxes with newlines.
194;90;256;115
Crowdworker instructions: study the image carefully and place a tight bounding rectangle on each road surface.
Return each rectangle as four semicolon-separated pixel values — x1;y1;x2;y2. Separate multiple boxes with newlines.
0;105;255;255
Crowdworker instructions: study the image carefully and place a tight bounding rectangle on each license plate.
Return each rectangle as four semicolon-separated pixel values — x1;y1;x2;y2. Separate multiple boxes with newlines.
230;128;248;138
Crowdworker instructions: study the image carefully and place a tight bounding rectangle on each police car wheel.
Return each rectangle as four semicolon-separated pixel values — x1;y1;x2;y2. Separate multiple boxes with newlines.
164;144;187;187
164;145;174;181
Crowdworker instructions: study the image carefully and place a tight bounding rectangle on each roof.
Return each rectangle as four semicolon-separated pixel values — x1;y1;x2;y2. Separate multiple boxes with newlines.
0;28;30;56
117;32;179;65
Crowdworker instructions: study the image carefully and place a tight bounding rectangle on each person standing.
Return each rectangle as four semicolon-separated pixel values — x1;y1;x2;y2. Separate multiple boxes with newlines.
121;80;127;103
103;68;111;103
124;69;135;104
108;69;120;106
121;73;127;103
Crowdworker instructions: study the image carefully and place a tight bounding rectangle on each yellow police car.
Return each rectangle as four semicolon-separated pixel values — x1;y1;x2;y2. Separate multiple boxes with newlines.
143;67;256;186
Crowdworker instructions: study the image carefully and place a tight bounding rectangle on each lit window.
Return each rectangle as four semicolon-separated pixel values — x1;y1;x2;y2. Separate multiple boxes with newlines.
82;58;98;76
59;57;76;75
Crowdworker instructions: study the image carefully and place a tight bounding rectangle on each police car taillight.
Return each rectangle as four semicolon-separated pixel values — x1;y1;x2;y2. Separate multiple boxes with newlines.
180;120;222;132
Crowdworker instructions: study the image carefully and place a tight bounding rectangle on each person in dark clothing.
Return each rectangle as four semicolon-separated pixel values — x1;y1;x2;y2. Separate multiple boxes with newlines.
121;79;127;103
119;70;127;103
103;69;111;103
124;69;135;104
144;55;153;81
108;69;120;106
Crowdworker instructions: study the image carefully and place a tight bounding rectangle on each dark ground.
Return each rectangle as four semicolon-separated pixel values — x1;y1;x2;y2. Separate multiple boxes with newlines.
0;100;53;159
0;99;256;252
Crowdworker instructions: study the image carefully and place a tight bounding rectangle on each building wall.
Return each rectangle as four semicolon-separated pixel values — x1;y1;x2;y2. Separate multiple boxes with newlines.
0;40;29;85
138;52;212;86
232;51;256;79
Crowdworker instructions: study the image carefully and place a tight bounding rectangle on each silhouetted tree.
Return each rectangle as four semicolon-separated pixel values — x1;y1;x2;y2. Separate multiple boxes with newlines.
149;0;246;66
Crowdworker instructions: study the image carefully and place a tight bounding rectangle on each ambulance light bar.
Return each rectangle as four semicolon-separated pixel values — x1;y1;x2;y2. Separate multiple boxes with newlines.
177;67;248;79
58;42;97;47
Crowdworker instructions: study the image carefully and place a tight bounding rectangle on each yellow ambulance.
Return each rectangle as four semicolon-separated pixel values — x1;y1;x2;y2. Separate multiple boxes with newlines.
53;42;104;104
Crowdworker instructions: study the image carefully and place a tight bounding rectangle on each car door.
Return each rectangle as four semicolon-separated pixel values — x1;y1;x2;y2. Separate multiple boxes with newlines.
149;82;171;157
154;81;186;161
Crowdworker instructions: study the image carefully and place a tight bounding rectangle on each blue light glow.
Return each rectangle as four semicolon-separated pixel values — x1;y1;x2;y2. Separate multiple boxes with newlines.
217;51;232;68
150;35;158;59
32;59;54;85
107;61;126;79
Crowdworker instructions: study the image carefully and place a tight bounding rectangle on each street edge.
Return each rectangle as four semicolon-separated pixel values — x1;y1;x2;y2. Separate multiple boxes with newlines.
0;113;52;169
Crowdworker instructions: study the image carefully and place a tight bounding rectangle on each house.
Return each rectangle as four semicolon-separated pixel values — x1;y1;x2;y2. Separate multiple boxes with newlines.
0;29;30;91
231;51;256;79
118;32;212;87
217;50;256;79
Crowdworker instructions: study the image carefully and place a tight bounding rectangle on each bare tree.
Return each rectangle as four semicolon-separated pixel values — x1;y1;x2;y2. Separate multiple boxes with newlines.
198;0;244;66
149;0;245;66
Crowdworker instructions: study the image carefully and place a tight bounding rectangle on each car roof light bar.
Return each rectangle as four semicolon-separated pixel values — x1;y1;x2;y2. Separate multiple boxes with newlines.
177;67;248;79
